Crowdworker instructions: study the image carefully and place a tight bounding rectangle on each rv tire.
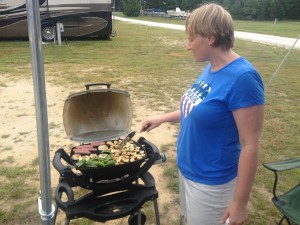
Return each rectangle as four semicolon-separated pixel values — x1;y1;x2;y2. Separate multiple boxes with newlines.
99;34;111;40
41;23;56;42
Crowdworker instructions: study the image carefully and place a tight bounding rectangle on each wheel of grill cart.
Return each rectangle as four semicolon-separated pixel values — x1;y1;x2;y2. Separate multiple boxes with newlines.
128;211;146;225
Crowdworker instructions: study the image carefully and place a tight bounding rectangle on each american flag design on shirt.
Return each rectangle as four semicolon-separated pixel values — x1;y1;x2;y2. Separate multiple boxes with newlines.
181;80;211;118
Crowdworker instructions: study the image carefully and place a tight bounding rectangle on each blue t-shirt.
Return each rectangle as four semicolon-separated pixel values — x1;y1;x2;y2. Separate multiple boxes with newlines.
177;57;265;185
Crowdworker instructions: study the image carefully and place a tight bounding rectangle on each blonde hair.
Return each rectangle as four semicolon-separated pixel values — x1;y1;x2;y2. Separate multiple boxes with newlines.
186;3;235;49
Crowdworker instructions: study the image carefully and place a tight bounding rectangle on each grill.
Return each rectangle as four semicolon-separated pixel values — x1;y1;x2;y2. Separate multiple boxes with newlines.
52;83;165;225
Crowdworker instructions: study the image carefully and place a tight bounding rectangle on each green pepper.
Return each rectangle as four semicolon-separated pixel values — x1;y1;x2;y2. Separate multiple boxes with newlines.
104;160;116;167
90;157;100;162
85;160;99;168
76;159;86;167
105;156;113;162
97;162;105;167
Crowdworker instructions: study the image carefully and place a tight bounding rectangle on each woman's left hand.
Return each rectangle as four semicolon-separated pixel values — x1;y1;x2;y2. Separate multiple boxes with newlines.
220;200;247;225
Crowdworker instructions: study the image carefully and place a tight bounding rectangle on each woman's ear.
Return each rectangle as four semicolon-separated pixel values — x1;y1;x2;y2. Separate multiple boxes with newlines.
208;35;216;47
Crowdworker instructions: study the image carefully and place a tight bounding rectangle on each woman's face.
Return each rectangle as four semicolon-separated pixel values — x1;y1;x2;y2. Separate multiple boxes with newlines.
187;34;212;62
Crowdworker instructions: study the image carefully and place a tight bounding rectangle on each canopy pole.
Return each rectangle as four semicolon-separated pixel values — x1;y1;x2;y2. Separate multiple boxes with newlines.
25;0;55;224
266;33;300;88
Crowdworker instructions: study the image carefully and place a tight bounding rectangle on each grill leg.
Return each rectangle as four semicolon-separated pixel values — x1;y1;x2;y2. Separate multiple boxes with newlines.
53;207;70;225
153;199;160;225
180;215;185;225
138;209;142;225
55;191;71;225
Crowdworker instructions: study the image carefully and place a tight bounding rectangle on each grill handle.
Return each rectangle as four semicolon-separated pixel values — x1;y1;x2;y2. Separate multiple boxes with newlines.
138;137;166;164
52;148;75;174
84;83;111;90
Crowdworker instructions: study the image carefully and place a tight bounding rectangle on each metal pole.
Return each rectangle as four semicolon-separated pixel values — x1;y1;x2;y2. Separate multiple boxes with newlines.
56;23;62;45
25;0;55;224
266;33;300;88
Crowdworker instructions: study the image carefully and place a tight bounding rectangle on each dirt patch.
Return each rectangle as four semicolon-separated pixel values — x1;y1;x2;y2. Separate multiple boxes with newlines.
155;36;186;47
0;77;180;224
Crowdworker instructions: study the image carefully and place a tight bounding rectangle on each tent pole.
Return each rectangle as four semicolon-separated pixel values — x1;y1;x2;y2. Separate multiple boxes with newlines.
26;0;55;224
266;33;300;88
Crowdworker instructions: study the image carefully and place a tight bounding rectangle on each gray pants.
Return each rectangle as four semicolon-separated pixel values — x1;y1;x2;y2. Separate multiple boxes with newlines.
179;172;236;225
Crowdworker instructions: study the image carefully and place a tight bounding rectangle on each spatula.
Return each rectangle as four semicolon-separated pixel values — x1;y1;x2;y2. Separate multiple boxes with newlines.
118;131;136;150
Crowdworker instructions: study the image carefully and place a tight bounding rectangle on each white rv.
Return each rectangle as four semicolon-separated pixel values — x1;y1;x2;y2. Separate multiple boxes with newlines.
0;0;113;41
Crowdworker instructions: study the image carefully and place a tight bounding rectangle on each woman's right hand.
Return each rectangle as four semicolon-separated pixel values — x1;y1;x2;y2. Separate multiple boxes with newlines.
140;110;181;132
140;116;163;132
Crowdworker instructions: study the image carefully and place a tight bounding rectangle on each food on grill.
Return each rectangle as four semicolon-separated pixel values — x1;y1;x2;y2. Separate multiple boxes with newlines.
74;139;146;168
99;153;108;159
71;153;101;161
98;145;108;150
76;153;115;168
91;141;105;147
73;149;91;154
73;145;98;154
77;145;95;148
71;154;81;161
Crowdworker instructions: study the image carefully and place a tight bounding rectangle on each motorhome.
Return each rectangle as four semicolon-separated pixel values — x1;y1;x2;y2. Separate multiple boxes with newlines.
0;0;113;41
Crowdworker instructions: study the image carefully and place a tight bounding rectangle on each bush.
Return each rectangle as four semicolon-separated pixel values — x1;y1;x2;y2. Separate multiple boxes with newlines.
122;0;141;17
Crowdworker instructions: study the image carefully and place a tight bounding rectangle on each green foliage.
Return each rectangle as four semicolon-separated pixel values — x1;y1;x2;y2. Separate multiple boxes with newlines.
117;12;300;38
118;0;300;20
164;165;180;192
225;0;300;20
0;166;39;224
122;0;141;17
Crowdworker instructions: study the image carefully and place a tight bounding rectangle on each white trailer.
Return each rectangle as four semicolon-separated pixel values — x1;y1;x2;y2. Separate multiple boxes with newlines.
0;0;113;41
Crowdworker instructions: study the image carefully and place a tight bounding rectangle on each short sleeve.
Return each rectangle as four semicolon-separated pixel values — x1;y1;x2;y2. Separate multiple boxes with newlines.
227;70;265;111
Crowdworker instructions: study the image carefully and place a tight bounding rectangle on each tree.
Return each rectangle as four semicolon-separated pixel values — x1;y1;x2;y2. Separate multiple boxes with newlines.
182;0;203;10
144;0;160;9
122;0;141;17
242;0;259;20
114;0;123;11
140;0;300;20
164;0;177;10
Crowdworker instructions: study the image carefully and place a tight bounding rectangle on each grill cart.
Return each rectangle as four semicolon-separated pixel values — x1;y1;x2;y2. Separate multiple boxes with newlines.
52;84;166;225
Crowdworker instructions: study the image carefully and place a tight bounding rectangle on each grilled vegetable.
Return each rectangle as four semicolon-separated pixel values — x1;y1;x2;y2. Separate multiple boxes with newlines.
76;153;115;168
86;159;99;168
76;158;87;167
74;139;146;168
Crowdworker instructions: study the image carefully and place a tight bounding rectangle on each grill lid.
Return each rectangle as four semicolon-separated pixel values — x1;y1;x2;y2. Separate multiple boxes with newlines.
63;83;132;142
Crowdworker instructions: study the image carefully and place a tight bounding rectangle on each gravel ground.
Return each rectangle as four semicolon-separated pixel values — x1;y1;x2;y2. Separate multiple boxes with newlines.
115;16;300;50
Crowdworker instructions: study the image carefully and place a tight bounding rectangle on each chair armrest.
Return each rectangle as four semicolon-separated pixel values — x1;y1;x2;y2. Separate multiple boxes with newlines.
263;158;300;172
263;157;300;198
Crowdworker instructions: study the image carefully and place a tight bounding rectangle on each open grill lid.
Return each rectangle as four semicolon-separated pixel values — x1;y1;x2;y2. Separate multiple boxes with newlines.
63;83;132;142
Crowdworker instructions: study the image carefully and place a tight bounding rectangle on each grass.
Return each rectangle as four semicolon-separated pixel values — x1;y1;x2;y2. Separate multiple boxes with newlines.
164;160;180;193
1;146;13;151
233;20;300;38
0;19;300;224
1;134;10;139
115;12;300;38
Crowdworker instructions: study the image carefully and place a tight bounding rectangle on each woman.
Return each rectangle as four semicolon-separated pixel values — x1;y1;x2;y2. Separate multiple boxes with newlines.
140;3;265;225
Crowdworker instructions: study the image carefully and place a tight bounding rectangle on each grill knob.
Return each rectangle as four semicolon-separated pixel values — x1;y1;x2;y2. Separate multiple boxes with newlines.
154;153;166;164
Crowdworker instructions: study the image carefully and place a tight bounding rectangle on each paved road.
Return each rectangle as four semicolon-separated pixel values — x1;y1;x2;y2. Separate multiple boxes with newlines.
115;16;300;50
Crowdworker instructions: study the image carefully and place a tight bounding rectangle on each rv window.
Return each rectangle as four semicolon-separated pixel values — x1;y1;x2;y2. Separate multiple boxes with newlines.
0;0;8;12
0;0;26;12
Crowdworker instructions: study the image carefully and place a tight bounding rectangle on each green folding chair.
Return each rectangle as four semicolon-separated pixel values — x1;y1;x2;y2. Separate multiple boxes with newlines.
263;158;300;225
